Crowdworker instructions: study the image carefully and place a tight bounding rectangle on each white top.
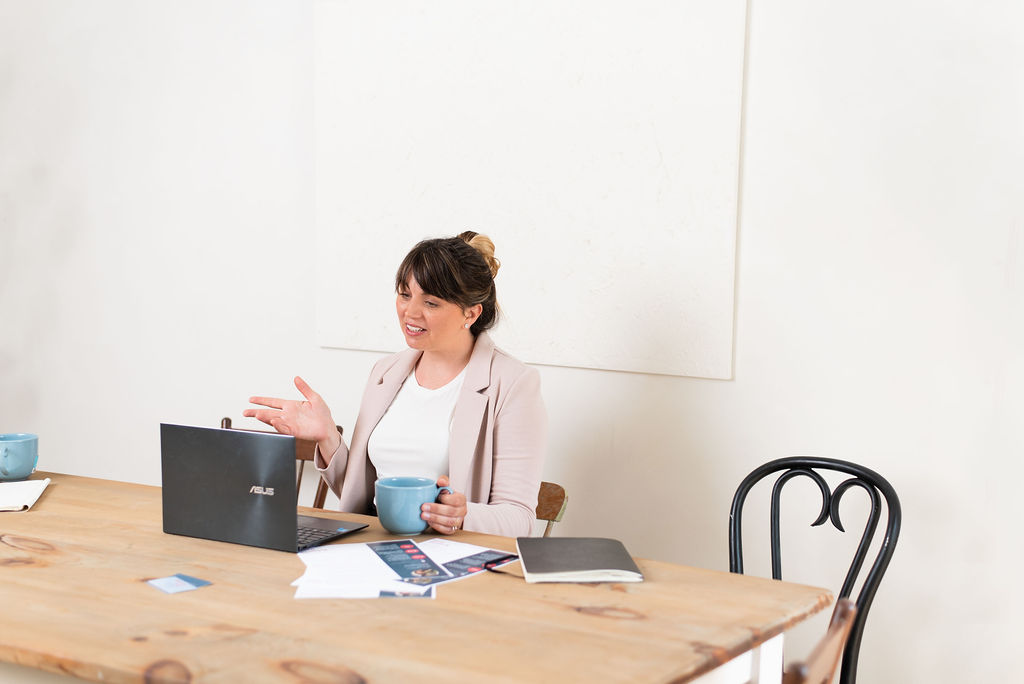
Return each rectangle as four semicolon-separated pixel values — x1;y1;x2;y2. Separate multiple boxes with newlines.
367;368;466;482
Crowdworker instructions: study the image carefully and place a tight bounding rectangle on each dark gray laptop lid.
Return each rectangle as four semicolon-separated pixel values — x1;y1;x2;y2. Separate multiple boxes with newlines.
159;423;366;553
161;423;299;552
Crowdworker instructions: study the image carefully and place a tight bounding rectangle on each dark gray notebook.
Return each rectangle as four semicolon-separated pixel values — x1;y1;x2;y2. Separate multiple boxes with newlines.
515;537;643;583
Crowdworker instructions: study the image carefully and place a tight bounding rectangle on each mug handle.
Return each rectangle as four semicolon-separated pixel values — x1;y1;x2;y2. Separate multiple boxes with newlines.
436;486;453;500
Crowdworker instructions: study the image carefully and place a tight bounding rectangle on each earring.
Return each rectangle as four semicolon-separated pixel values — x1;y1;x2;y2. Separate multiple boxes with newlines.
464;323;471;329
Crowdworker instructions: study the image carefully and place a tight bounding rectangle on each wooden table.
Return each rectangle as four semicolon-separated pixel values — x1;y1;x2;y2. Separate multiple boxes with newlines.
0;473;831;683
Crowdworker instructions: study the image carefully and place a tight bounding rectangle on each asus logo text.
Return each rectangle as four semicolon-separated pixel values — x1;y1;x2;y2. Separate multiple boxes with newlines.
249;485;275;496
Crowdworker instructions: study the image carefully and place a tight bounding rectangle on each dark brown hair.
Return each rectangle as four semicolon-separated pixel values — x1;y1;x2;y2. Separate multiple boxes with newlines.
395;231;501;335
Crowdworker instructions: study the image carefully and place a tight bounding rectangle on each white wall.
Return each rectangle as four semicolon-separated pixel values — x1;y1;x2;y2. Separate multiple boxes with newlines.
1;1;1021;682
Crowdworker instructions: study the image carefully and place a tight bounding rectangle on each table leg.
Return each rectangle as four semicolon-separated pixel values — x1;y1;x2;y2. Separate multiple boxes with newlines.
691;650;753;684
752;634;785;684
689;633;784;684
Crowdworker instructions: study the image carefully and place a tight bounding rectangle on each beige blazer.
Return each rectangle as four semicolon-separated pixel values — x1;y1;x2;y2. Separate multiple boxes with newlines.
315;333;547;537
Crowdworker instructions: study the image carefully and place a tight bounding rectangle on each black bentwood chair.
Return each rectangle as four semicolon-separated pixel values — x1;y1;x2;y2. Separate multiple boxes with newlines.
729;457;901;684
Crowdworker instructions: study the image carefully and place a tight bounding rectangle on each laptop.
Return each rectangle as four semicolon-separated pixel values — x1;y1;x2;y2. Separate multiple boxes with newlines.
160;423;367;552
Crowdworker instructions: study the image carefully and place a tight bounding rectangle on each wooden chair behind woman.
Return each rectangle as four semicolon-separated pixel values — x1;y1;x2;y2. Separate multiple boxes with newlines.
536;481;568;537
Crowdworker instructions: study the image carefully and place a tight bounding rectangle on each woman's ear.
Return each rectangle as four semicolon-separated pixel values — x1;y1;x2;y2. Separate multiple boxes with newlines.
464;303;483;327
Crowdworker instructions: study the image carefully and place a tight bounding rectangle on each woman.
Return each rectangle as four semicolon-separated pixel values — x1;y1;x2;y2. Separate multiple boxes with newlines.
244;232;547;537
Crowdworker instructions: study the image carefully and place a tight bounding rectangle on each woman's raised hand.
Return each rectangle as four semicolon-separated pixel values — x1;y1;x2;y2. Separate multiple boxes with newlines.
244;377;339;452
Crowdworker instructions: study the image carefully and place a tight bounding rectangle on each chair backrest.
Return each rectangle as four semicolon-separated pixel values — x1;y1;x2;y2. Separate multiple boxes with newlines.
220;417;337;509
536;481;568;537
729;457;900;684
783;599;858;684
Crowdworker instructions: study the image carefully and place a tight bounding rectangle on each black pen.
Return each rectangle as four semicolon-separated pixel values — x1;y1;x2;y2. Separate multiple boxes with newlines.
483;553;519;572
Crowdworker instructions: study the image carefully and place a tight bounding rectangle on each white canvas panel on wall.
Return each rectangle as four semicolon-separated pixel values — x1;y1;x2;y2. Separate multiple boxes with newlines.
315;0;746;378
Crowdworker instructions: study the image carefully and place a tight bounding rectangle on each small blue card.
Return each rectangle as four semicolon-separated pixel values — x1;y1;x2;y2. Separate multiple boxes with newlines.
147;573;212;594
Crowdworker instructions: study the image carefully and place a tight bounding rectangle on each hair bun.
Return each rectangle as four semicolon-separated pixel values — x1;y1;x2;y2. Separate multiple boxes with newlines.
458;230;501;279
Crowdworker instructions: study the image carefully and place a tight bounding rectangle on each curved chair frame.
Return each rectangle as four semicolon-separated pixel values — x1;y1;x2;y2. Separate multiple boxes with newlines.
729;457;901;684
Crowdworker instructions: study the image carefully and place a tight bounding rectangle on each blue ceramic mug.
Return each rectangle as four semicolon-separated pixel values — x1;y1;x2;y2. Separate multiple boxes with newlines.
0;433;39;481
375;476;453;535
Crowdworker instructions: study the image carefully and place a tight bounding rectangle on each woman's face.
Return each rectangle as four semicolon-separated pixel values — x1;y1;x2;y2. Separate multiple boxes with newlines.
396;277;479;354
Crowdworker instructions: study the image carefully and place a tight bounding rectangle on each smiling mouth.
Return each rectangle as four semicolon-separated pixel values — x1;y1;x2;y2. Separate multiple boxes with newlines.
405;324;426;333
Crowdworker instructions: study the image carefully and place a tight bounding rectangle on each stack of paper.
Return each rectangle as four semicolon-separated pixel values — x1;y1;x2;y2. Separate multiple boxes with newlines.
0;478;50;512
292;538;518;599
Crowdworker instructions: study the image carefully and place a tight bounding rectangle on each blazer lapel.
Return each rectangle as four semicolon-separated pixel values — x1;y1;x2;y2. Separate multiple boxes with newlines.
448;334;494;494
340;349;420;512
362;349;420;436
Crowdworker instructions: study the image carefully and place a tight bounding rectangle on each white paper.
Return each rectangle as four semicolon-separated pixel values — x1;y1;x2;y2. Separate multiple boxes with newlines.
291;538;514;599
0;478;50;512
293;581;432;599
293;542;431;598
416;538;494;563
408;538;520;587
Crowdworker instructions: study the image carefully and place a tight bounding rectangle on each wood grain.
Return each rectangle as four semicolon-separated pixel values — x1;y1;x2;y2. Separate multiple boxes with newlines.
0;473;831;683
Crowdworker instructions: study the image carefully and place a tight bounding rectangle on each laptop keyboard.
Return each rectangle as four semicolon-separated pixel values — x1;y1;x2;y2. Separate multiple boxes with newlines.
297;525;338;548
